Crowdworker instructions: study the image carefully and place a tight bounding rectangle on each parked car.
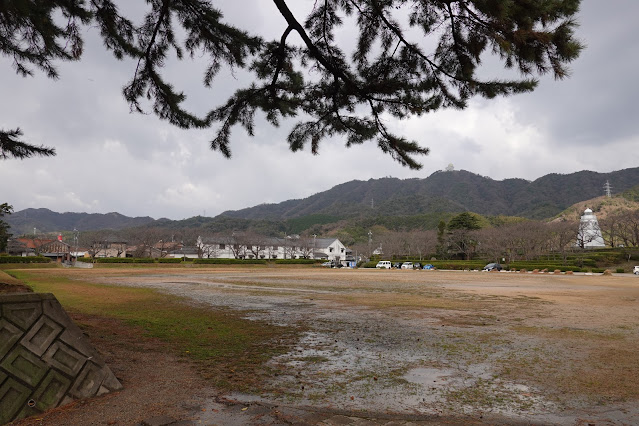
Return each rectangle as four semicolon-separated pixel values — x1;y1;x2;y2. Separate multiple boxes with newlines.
423;264;435;270
376;261;392;269
401;262;413;269
413;262;421;270
483;263;503;272
321;261;332;267
333;262;343;268
634;266;639;275
392;262;402;269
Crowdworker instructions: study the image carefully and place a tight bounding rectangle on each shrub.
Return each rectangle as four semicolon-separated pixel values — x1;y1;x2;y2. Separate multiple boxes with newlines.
579;259;598;267
553;269;562;274
616;268;625;274
274;259;316;264
429;261;485;270
94;258;155;263
157;258;184;263
192;258;267;265
361;261;378;268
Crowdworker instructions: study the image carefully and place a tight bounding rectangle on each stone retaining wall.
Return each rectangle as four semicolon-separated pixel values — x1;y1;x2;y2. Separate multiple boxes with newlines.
0;293;122;424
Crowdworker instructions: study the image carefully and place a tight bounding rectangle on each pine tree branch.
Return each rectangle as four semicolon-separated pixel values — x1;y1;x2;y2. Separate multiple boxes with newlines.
270;25;293;96
0;129;56;160
272;0;357;90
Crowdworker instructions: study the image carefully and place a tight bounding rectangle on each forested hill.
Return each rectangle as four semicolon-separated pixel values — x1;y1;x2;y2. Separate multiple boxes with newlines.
220;167;639;221
7;168;639;236
6;208;156;236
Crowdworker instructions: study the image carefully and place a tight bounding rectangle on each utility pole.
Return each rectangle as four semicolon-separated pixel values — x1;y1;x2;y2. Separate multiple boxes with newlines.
73;228;79;263
312;234;317;259
368;230;373;257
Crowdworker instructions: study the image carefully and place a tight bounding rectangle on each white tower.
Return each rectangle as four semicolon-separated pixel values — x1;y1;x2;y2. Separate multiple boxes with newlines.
577;208;605;248
604;180;612;198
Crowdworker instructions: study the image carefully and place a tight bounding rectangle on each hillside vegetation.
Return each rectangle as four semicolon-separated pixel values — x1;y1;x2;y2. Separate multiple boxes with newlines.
6;168;639;243
553;195;639;222
222;168;639;221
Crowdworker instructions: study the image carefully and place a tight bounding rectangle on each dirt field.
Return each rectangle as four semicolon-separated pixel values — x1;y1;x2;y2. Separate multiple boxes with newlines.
9;267;639;425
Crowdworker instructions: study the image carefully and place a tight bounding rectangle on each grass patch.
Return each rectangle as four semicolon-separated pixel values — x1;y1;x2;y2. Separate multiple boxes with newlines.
9;269;300;393
444;378;535;411
318;292;479;311
499;326;639;402
512;325;624;341
0;263;60;270
298;355;330;363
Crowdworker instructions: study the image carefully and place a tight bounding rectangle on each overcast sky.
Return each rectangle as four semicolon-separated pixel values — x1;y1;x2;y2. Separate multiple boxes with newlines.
1;1;638;220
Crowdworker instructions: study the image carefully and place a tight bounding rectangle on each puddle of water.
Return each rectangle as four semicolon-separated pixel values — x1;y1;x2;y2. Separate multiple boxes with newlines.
403;367;456;385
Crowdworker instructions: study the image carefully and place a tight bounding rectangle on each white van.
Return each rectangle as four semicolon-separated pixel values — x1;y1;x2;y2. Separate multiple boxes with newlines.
376;261;392;269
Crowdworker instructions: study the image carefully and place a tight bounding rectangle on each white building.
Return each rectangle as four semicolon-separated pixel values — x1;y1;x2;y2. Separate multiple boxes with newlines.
577;208;605;248
193;235;349;263
313;238;348;263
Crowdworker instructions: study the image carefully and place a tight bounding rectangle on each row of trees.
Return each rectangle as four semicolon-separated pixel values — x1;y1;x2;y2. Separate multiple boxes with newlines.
599;210;639;248
350;220;575;263
74;227;321;259
353;210;639;263
9;208;639;262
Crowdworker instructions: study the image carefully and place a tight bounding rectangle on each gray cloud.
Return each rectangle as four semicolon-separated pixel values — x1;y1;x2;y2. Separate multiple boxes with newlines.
2;0;638;220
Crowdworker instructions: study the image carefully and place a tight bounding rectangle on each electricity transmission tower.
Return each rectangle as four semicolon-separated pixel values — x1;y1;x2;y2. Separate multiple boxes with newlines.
604;181;612;198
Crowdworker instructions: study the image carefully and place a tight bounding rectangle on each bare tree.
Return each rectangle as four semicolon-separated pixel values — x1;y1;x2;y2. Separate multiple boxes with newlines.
177;228;201;247
576;219;598;249
122;227;172;258
547;220;578;263
220;231;247;259
282;235;297;259
244;231;269;259
475;227;507;263
197;234;222;258
599;213;622;248
614;210;639;247
378;232;403;260
298;234;316;259
447;228;479;260
392;230;435;260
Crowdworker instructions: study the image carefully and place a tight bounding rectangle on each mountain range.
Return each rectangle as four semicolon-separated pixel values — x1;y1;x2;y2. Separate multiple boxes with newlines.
5;209;156;236
221;168;639;220
6;167;639;236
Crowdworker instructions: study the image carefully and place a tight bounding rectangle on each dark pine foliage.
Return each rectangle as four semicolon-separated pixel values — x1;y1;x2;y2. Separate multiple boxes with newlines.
0;129;55;160
0;203;13;251
1;1;582;165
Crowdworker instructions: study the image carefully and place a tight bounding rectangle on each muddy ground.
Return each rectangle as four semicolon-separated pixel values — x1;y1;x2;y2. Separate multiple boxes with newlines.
83;267;639;425
11;267;639;425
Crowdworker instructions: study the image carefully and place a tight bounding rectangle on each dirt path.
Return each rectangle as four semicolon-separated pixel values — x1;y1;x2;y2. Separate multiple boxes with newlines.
10;268;639;425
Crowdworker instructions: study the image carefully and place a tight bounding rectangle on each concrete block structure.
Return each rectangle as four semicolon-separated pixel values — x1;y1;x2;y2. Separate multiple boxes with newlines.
0;293;122;424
